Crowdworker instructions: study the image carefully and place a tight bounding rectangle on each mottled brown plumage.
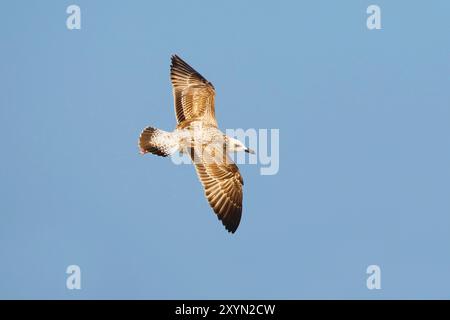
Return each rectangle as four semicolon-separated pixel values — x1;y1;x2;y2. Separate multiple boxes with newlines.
139;55;248;233
171;55;243;233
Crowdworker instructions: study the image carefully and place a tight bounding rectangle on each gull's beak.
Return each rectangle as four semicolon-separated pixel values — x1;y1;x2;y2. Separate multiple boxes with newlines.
245;148;255;154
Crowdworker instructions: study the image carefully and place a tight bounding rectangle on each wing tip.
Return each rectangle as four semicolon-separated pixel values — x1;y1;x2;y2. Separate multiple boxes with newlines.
170;54;185;69
226;225;238;234
169;54;216;90
215;206;242;234
224;221;240;234
171;53;180;62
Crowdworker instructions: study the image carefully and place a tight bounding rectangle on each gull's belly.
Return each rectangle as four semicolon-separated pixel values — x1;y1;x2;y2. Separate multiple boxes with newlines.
176;123;224;150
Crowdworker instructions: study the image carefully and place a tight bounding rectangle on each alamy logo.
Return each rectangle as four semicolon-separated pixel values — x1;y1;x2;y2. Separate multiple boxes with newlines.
66;265;81;290
170;128;280;176
66;5;81;30
366;265;381;290
366;5;382;30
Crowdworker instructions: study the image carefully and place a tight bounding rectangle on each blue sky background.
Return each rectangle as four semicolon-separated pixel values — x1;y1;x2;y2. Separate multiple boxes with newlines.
1;0;449;299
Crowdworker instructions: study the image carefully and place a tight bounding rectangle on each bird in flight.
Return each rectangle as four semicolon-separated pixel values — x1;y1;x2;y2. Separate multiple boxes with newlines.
139;55;253;233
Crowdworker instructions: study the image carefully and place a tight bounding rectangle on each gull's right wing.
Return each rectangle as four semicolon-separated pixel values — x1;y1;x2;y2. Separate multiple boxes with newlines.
189;144;243;233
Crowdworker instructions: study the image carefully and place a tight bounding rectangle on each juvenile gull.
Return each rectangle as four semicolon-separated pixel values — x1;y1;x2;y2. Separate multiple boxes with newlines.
138;55;253;233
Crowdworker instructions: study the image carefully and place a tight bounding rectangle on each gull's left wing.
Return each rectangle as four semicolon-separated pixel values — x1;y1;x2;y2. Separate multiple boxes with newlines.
170;55;218;127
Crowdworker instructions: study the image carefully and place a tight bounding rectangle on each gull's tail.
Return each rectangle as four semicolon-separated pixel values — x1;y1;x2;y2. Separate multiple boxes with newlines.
139;127;179;157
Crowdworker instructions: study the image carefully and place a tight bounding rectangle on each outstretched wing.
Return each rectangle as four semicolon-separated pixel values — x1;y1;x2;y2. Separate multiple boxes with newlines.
190;144;243;233
170;55;217;127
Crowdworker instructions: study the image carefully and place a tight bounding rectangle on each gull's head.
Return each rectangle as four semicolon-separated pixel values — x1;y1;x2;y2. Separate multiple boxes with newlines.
226;137;255;154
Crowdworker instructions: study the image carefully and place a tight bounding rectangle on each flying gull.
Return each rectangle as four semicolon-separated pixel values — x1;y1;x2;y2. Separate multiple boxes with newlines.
138;55;253;233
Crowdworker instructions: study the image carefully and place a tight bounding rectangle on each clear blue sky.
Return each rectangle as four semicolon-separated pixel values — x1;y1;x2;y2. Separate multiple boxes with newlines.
1;0;449;299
